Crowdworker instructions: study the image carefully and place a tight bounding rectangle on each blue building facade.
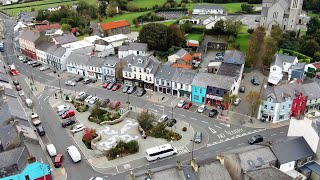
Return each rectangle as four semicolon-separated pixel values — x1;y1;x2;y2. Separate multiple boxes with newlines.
191;85;207;104
2;162;52;180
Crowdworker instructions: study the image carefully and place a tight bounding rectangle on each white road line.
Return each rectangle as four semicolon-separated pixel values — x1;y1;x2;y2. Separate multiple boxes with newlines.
201;121;209;124
214;125;222;129
226;146;232;149
263;136;266;139
271;134;277;136
179;114;186;117
190;117;197;120
43;95;49;101
153;104;163;108
238;143;245;146
41;106;43;109
280;132;285;134
37;94;42;99
148;108;158;112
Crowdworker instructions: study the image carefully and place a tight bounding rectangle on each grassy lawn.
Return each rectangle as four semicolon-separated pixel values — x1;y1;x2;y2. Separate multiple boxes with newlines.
103;11;150;24
239;25;249;33
186;2;259;13
186;33;203;41
235;34;251;52
132;0;167;8
76;34;90;40
131;20;177;32
307;13;319;18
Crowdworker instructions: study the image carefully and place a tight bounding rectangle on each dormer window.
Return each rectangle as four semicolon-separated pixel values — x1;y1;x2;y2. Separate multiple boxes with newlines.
138;58;143;63
128;64;131;68
133;67;136;72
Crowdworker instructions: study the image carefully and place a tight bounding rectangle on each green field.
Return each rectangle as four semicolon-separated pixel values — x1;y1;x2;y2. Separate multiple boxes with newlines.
307;13;319;18
103;11;150;24
235;33;251;52
132;0;167;8
131;20;177;31
186;3;258;13
186;33;203;41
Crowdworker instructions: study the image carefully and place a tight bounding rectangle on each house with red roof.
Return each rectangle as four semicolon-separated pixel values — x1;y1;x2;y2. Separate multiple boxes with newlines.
35;23;61;31
168;48;192;64
99;20;130;36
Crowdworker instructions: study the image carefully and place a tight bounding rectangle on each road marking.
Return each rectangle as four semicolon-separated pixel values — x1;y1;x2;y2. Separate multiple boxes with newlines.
208;127;217;134
153;104;163;108
226;146;232;149
148;108;158;112
41;106;43;109
263;136;266;139
123;163;131;169
43;95;49;101
214;125;222;129
190;117;197;120
238;143;244;146
271;134;277;136
201;121;209;124
37;94;42;99
280;132;285;134
179;114;186;117
219;122;230;127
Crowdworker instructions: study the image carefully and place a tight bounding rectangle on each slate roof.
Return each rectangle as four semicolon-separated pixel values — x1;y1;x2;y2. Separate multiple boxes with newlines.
172;68;196;85
66;52;90;65
118;45;128;51
302;81;320;99
122;55;160;74
52;46;66;58
271;137;315;164
18;29;40;42
261;7;268;17
274;54;297;69
0;95;29;123
128;42;148;51
53;33;77;45
194;5;224;10
0;124;18;150
99;20;130;31
155;65;176;81
88;56;106;68
36;41;52;51
223;50;245;65
291;62;305;70
198;159;232;180
0;146;29;176
175;48;188;57
19;11;37;23
272;82;306;102
192;73;235;90
217;63;242;78
304;162;320;176
246;165;293;180
46;44;58;54
103;56;119;67
122;54;136;72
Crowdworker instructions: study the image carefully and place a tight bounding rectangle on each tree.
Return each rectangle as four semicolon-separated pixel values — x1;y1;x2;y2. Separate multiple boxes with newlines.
300;39;320;57
306;17;320;36
138;23;168;51
314;51;320;62
167;25;186;48
115;60;125;82
241;4;253;13
211;19;224;35
126;1;139;12
98;2;107;16
270;25;283;45
222;92;236;111
247;26;266;69
137;110;155;131
180;21;192;33
132;18;139;27
262;36;278;66
224;19;242;35
245;91;261;117
36;9;48;21
61;23;72;31
107;5;118;17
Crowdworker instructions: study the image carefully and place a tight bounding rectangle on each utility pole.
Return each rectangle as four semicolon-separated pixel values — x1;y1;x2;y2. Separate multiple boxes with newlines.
127;93;130;110
58;75;62;98
191;135;195;160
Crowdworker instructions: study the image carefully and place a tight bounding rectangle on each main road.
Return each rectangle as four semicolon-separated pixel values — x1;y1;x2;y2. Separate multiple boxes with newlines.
0;13;289;180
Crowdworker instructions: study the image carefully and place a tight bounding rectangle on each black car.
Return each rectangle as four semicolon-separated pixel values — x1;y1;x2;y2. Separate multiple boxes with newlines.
251;76;260;86
32;63;42;67
74;77;84;82
61;120;76;128
91;78;97;83
248;135;263;145
23;59;29;63
239;86;245;93
107;82;115;90
137;89;146;97
13;80;19;86
127;86;136;94
122;86;130;93
166;118;177;127
209;109;218;117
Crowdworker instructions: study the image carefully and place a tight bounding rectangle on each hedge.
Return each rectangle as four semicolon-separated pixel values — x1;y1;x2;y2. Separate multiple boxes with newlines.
282;49;311;60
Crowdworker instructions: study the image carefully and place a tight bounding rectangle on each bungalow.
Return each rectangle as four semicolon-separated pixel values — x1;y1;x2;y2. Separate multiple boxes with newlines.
99;20;131;36
192;5;224;15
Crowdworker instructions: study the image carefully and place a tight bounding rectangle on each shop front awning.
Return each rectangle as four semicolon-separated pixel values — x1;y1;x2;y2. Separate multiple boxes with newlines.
206;94;223;101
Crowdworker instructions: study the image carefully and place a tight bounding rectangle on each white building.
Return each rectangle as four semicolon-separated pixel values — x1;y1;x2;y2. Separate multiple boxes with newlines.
268;54;298;85
86;56;106;80
192;5;224;15
35;42;51;63
172;68;196;98
66;52;90;77
102;56;119;82
118;42;148;59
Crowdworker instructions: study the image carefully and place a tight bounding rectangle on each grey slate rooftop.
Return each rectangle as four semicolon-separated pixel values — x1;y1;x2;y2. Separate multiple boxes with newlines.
128;42;148;51
53;33;77;45
66;52;90;65
0;146;29;177
223;50;245;65
197;159;231;180
155;65;176;81
52;46;66;58
302;81;320;99
172;68;196;85
88;56;107;68
274;54;297;69
175;48;188;57
18;29;40;42
192;72;235;90
217;63;242;78
271;137;315;164
103;56;119;67
123;55;160;74
35;41;52;51
194;4;224;10
246;165;293;180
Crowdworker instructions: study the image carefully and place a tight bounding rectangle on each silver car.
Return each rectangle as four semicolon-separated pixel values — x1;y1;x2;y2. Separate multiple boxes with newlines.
194;132;202;143
65;80;76;86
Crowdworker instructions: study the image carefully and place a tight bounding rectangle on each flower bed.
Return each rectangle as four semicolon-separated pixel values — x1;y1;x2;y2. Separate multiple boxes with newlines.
82;128;98;150
105;140;139;160
73;101;89;112
88;108;121;124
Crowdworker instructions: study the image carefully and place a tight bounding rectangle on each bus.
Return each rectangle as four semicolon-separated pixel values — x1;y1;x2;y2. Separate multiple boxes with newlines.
145;144;177;161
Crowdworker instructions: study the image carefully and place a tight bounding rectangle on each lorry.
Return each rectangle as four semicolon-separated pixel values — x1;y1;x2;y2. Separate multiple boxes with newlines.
46;144;57;157
30;112;41;126
67;145;81;163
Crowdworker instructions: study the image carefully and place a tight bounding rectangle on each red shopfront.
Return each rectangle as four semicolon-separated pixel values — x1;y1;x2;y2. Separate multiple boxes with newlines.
21;48;36;60
290;91;307;118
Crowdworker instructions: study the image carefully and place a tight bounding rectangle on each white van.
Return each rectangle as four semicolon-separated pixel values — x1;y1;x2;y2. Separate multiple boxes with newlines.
67;145;81;163
46;144;57;157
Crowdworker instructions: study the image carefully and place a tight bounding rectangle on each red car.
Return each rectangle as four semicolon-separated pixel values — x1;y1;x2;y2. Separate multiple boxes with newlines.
184;102;193;109
112;83;121;91
61;110;75;119
111;101;121;109
10;69;19;76
102;82;110;88
54;154;63;168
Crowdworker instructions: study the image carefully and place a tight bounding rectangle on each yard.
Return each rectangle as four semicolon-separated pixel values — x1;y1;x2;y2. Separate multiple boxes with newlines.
103;11;150;24
186;33;203;41
131;0;167;8
235;33;251;52
186;2;259;13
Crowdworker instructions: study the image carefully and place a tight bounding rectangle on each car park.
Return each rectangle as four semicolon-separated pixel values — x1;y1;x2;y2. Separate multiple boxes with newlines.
234;98;241;106
13;80;19;86
209;109;218;117
112;83;121;91
83;78;92;84
61;110;75;119
137;89;146;97
251;76;260;86
177;100;186;108
71;124;85;133
127;86;136;94
194;132;202;143
84;95;93;103
40;66;50;71
122;86;130;93
88;96;98;104
62;119;76;128
54;154;64;168
239;86;245;93
65;80;76;86
32;63;42;67
248;135;263;145
197;105;206;113
107;82;115;90
74;77;84;82
18;56;24;61
184;102;193;109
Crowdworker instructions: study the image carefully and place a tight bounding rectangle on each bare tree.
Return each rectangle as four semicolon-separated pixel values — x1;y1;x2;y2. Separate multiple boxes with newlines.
245;91;261;117
115;60;125;82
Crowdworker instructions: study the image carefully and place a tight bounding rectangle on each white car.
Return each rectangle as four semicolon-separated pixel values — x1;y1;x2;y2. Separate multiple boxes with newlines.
84;95;93;103
30;112;39;119
39;66;49;71
197;105;206;113
18;90;25;97
76;91;86;99
56;104;71;112
65;80;76;86
177;100;186;108
88;96;98;104
89;177;105;180
234;98;241;106
18;56;24;61
71;124;85;133
27;61;36;65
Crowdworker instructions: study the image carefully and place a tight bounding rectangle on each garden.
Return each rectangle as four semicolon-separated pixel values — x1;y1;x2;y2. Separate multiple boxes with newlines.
105;140;139;160
82;128;98;149
88;101;121;124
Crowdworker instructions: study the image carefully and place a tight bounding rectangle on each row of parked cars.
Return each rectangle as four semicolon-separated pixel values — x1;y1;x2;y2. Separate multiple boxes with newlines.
56;104;85;133
102;81;147;97
176;100;219;118
75;91;121;109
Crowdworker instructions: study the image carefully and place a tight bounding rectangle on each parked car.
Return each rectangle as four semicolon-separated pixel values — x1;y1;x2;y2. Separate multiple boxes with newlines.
84;95;93;103
54;154;64;168
56;104;71;112
18;56;24;61
13;80;19;86
248;135;263;145
107;82;115;90
158;115;168;123
88;96;98;104
58;109;69;116
61;110;75;119
102;82;110;88
61;120;76;128
65;80;76;86
167;118;177;127
18;91;25;97
36;126;45;136
122;86;130;93
27;61;37;65
112;83;121;91
71;124;85;133
127;86;136;94
83;78;92;84
251;76;260;86
23;59;29;63
91;79;97;83
197;105;206;113
234;98;241;106
209;109;218;117
177;100;186;108
75;91;86;99
110;101;121;109
15;85;22;91
74;77;84;82
137;89;146;97
32;63;42;67
184;102;193;109
40;66;50;71
194;132;202;143
10;69;19;76
239;86;245;93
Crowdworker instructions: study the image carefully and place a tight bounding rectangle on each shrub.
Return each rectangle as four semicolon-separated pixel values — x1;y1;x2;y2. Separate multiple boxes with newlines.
228;35;235;43
126;140;139;153
82;132;93;142
247;28;254;34
182;127;187;131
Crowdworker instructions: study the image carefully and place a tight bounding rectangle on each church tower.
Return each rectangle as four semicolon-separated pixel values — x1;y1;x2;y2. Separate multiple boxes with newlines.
287;0;303;31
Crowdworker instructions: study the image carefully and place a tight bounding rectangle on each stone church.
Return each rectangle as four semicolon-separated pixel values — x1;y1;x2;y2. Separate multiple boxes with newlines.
260;0;309;31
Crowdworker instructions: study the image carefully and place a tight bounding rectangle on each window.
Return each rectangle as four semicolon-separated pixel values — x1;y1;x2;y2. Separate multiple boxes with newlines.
264;105;267;109
195;88;197;93
271;106;274;111
137;51;139;55
149;77;152;81
282;106;285;110
216;90;219;95
134;74;136;78
139;75;141;79
273;67;276;71
194;95;199;100
200;88;202;93
125;72;128;77
279;115;284;119
167;82;170;86
133;67;136;72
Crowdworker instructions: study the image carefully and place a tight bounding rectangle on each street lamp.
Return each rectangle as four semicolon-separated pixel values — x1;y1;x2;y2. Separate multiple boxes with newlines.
58;75;62;98
191;134;195;160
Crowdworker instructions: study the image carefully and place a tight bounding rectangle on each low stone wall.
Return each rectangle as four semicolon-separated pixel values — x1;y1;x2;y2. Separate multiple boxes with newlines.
91;134;102;151
99;110;131;125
